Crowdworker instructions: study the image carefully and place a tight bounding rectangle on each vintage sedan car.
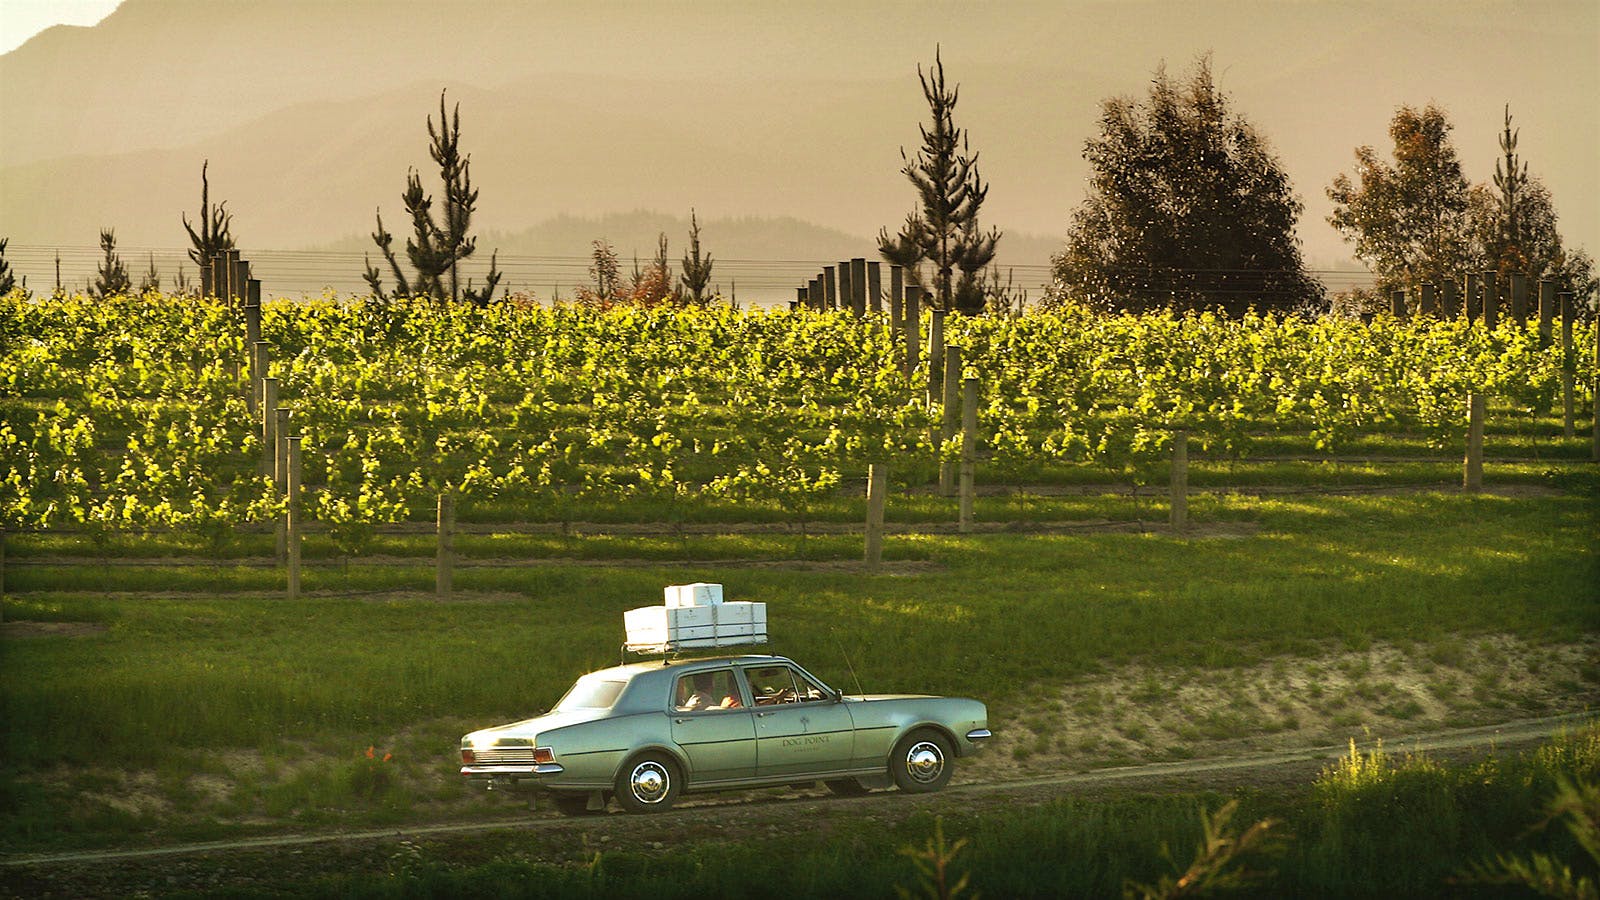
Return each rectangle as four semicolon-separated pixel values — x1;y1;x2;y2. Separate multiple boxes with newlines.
460;654;991;815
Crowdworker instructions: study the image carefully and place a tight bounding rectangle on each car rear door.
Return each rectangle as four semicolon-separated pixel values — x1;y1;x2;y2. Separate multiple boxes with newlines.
743;664;856;778
668;667;757;783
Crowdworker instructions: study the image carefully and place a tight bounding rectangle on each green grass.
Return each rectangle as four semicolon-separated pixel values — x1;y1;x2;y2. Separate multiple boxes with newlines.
1;489;1594;853
107;726;1599;899
4;492;1595;762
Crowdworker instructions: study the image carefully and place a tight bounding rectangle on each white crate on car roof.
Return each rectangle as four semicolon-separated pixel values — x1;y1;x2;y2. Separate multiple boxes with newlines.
625;600;766;652
664;582;723;608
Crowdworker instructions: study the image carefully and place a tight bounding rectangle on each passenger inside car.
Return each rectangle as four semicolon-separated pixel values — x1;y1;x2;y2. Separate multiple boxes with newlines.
675;670;741;711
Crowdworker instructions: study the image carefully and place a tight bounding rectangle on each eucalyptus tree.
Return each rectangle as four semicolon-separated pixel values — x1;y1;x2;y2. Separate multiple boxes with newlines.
1056;56;1319;314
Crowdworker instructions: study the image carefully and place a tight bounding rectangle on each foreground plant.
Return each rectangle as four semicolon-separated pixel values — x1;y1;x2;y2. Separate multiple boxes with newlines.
898;815;973;900
1122;799;1282;899
1463;776;1600;900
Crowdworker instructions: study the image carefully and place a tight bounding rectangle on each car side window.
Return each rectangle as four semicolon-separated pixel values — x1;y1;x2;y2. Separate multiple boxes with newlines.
673;669;743;712
745;665;827;705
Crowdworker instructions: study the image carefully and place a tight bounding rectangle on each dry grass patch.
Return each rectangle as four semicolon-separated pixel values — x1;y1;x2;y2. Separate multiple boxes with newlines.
975;633;1599;782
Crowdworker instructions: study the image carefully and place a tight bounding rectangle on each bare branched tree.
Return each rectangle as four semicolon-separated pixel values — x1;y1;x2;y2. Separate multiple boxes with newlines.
365;91;502;305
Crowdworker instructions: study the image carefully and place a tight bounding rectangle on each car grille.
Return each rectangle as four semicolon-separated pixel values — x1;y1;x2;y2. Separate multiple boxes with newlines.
472;747;538;765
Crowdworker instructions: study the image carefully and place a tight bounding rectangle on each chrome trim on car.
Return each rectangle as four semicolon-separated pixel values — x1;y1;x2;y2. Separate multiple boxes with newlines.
460;763;564;777
966;729;992;741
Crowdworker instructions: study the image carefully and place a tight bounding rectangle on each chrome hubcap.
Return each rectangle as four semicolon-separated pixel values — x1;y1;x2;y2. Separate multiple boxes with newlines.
630;761;670;804
905;741;945;783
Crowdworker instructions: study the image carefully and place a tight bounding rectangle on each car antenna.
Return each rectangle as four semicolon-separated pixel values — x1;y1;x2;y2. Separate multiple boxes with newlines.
829;625;865;698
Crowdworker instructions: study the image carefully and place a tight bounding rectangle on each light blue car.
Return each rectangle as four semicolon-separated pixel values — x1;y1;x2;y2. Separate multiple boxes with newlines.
461;654;992;815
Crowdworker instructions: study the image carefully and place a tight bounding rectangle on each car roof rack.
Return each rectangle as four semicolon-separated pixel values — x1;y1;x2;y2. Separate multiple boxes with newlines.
618;645;780;667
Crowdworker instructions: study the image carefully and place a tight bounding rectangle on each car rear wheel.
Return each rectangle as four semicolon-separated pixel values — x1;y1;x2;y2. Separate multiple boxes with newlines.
614;753;681;814
891;729;953;794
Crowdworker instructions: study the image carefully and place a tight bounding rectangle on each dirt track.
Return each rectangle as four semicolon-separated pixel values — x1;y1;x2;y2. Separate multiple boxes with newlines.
3;710;1590;889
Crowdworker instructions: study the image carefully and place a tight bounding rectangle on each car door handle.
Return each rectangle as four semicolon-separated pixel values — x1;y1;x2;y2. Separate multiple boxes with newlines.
674;718;689;724
756;711;774;718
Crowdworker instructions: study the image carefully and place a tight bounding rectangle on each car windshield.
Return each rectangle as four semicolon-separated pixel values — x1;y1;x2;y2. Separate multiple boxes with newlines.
553;675;627;711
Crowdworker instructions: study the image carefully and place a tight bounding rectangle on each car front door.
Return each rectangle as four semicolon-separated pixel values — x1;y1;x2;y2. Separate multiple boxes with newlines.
743;664;856;778
668;667;756;783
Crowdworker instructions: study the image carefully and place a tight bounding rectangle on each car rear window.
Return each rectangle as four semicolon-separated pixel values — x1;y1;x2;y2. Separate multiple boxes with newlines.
555;677;627;710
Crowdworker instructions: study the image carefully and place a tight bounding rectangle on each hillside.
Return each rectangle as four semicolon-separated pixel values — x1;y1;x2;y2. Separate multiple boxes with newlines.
2;0;1595;289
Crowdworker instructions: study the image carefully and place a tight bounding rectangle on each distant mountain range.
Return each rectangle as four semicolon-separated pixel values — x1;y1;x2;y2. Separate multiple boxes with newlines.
2;0;1594;296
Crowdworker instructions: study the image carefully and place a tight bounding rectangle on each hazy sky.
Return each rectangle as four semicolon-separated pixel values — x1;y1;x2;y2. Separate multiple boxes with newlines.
2;1;1596;301
0;0;117;54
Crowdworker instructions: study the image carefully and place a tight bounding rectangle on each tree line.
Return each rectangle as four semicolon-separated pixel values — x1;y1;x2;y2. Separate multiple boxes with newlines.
1;52;1592;319
1045;55;1593;317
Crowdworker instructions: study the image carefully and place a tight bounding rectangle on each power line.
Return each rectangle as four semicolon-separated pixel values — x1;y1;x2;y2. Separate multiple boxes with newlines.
4;243;1375;301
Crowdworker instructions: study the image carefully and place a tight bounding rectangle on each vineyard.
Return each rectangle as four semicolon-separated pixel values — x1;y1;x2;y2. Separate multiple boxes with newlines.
2;290;1596;576
3;289;1598;868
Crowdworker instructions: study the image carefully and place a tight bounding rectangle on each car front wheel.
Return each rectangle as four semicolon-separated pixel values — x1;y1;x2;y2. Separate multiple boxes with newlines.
891;729;953;794
614;753;681;813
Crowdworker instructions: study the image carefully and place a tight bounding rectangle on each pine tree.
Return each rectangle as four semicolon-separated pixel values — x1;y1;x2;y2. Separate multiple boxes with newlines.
139;253;161;294
680;210;714;303
182;160;235;267
581;239;621;305
0;239;18;295
649;232;678;304
365;90;502;305
881;47;1001;314
878;213;926;299
93;229;131;299
1492;104;1530;271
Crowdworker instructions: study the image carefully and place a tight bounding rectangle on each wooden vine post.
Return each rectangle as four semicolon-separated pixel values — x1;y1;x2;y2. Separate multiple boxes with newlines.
837;261;853;318
889;265;904;329
1481;271;1498;329
1465;273;1480;322
1389;289;1406;318
823;266;837;311
275;408;291;561
1592;301;1599;462
864;464;888;572
1420;282;1437;317
1170;429;1189;532
1464;393;1485;492
1509;274;1528;323
260;376;279;475
958;376;978;533
437;490;455;601
1441;278;1458;321
244;291;262;414
850;258;867;317
939;346;963;496
286;435;302;600
1559;291;1574;438
904;287;922;380
927;310;946;406
1538;280;1555;347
